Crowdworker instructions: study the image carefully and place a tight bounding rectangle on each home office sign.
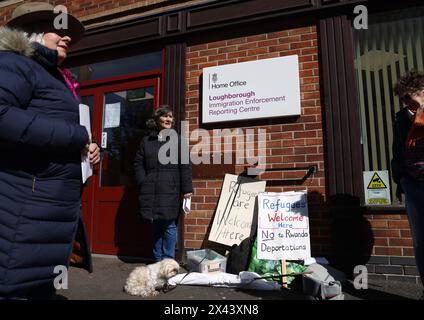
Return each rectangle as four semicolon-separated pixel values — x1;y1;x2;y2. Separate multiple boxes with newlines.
202;56;301;123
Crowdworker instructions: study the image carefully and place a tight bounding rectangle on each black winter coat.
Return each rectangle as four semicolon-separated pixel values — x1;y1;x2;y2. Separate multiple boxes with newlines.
134;130;193;221
391;107;413;201
0;28;91;296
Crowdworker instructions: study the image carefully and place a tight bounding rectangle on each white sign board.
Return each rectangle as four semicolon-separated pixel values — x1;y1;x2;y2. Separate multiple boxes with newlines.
208;174;266;247
363;170;391;205
257;191;311;260
202;55;301;123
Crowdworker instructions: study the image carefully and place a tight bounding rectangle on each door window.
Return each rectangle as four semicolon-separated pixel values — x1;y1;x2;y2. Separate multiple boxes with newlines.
100;86;155;187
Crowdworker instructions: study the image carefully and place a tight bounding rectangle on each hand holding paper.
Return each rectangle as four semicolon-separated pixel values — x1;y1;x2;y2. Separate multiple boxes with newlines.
183;197;191;215
88;143;101;165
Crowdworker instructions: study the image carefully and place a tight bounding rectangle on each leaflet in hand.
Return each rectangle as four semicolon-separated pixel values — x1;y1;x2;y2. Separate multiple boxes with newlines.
183;197;191;215
79;104;93;184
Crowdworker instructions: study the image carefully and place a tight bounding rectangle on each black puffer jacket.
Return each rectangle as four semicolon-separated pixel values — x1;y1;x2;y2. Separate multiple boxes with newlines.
134;130;192;221
391;107;412;200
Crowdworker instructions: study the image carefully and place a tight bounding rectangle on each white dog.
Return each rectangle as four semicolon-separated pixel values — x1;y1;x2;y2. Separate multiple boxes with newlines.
124;258;180;297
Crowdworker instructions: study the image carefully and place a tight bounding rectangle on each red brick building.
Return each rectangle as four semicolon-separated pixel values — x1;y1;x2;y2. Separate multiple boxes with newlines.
0;0;422;283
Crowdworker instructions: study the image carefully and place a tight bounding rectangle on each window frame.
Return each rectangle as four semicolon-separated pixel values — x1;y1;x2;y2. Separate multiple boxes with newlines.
319;15;406;212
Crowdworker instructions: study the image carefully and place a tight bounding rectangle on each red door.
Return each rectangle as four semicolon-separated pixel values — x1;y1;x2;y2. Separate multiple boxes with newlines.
81;77;160;257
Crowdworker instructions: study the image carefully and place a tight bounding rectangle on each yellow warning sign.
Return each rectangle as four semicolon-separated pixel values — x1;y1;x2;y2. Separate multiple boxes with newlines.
367;172;387;189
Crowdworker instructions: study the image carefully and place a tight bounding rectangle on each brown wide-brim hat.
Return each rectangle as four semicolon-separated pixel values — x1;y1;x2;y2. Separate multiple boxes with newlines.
6;2;85;45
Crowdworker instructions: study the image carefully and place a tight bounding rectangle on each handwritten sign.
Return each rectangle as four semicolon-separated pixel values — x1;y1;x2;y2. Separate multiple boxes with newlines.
208;174;266;247
257;191;311;260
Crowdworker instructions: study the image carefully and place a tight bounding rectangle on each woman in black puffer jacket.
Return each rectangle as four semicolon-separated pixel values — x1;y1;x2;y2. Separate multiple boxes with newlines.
134;105;192;261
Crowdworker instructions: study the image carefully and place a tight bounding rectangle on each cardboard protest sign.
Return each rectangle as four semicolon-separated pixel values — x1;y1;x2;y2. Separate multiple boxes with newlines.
257;191;311;260
208;174;266;247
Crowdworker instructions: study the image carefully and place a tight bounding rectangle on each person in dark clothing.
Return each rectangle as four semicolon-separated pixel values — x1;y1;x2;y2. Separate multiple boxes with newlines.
392;70;424;298
134;105;193;261
0;2;100;299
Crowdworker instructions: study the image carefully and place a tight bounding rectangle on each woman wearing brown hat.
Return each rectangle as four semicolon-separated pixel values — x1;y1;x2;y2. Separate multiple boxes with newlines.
0;2;99;299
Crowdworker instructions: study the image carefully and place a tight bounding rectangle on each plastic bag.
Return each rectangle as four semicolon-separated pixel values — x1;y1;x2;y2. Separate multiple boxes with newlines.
247;238;305;285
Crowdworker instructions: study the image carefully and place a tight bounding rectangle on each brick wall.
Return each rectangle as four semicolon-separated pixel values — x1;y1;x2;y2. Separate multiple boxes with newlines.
0;0;192;24
364;214;419;283
0;0;418;280
185;26;331;256
184;25;419;282
367;214;413;257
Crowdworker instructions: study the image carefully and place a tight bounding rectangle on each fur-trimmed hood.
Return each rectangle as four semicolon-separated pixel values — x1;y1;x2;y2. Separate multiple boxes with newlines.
0;27;34;57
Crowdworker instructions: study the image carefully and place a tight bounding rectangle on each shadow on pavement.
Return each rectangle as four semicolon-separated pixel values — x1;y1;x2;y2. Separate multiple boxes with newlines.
52;294;69;300
342;282;412;300
235;288;314;300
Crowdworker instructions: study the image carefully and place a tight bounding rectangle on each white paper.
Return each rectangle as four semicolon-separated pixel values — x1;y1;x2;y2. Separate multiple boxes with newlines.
79;104;93;184
183;197;191;214
104;103;121;128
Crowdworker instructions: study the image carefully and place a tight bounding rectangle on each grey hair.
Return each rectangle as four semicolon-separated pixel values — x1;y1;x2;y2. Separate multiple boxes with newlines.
25;32;45;45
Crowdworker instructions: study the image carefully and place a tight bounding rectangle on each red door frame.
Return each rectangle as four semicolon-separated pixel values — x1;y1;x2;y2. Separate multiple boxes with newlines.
80;72;161;254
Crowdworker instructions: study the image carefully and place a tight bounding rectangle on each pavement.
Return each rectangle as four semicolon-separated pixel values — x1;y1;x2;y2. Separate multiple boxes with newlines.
54;255;423;301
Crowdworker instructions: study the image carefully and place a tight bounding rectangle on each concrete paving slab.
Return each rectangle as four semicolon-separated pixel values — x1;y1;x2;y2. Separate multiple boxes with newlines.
55;255;423;301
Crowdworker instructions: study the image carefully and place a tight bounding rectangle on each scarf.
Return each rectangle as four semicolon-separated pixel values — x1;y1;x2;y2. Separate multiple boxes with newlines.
59;67;80;101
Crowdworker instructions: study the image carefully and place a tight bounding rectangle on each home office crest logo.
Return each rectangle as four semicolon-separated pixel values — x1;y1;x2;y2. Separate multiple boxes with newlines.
212;73;218;83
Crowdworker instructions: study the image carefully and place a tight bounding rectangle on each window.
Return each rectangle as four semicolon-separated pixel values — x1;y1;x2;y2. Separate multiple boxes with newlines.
353;7;424;205
100;86;155;187
71;51;162;82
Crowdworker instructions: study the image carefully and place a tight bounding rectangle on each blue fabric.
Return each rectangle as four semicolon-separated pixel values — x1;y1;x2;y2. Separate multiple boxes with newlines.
152;219;177;261
401;175;424;287
0;45;88;178
0;42;89;297
405;139;424;180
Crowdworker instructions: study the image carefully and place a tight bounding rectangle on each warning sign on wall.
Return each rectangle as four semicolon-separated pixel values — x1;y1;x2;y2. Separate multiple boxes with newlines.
363;170;391;205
